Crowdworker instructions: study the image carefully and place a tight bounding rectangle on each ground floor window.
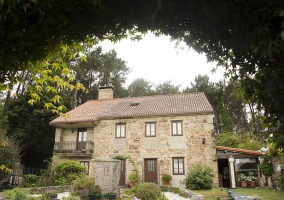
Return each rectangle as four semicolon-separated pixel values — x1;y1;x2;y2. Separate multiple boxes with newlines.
172;157;184;175
80;161;90;174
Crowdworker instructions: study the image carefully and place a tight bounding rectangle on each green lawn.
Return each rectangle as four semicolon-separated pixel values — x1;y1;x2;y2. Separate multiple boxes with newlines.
194;188;284;200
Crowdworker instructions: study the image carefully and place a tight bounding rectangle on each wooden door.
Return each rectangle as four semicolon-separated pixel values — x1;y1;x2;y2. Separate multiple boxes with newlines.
77;129;87;150
119;160;126;186
144;159;157;183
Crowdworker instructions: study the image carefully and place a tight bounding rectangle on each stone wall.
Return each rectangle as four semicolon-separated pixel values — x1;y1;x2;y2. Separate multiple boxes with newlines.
90;114;217;186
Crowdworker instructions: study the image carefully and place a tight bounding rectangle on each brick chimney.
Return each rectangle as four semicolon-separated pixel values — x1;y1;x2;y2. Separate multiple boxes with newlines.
98;86;114;100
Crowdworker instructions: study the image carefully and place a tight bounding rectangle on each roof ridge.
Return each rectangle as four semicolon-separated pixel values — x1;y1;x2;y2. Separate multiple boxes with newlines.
85;92;206;103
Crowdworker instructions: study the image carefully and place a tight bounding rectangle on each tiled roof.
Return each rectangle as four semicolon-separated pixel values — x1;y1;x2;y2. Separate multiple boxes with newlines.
50;92;213;125
216;146;264;156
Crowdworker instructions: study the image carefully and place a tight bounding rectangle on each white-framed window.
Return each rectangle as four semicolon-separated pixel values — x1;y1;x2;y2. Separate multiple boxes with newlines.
80;161;90;174
145;122;156;137
172;121;183;136
172;157;184;175
116;123;126;138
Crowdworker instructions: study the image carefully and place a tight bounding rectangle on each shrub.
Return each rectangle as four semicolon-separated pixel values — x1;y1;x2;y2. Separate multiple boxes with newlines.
72;175;95;194
128;171;139;184
259;161;274;176
89;185;101;194
237;135;263;150
184;163;215;190
62;195;81;200
161;174;172;182
215;132;240;147
53;160;87;185
4;187;38;200
135;183;162;200
0;132;21;182
23;174;40;187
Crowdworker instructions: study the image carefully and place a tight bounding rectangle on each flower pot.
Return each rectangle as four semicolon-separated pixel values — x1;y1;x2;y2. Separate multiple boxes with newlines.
129;181;135;188
241;181;248;188
162;181;171;186
88;194;102;200
104;193;116;200
250;181;256;188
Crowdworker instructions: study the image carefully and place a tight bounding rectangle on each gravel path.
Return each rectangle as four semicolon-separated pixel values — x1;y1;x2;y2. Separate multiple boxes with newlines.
164;192;191;200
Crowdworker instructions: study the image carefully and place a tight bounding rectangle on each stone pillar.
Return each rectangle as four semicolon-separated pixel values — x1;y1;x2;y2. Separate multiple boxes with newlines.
94;159;121;195
229;157;236;188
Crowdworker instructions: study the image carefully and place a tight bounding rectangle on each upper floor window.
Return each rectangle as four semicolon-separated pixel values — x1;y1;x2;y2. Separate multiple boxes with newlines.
145;122;156;137
116;123;126;138
172;121;183;136
172;157;184;175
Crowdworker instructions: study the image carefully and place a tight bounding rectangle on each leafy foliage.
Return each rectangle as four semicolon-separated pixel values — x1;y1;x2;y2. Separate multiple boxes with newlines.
3;187;38;200
4;93;56;168
238;135;264;150
184;163;215;190
127;78;154;97
71;175;95;192
215;132;240;148
0;132;21;181
1;0;284;144
216;132;263;150
53;160;87;186
23;174;40;187
69;46;130;105
161;174;172;182
259;156;274;176
135;183;166;200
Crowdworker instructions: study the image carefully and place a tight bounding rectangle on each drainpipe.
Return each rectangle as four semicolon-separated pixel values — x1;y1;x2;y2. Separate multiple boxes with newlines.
229;156;236;188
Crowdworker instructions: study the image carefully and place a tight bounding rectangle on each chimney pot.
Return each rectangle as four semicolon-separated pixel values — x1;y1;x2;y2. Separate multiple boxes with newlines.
98;86;114;100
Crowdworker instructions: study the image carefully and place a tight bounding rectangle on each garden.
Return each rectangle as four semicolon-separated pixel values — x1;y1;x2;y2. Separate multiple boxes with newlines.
1;157;284;200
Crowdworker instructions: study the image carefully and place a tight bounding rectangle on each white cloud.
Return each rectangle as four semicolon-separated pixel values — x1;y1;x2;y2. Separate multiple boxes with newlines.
99;33;225;90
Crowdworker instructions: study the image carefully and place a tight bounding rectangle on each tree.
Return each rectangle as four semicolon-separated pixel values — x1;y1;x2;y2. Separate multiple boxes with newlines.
1;1;284;146
154;81;180;95
0;131;21;181
127;78;154;97
69;47;130;106
184;75;248;134
4;93;57;168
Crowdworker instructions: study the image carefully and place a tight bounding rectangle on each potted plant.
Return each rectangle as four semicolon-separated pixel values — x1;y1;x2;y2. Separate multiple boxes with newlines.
237;173;247;188
161;174;172;185
103;193;117;200
88;185;102;200
128;171;139;188
247;172;257;188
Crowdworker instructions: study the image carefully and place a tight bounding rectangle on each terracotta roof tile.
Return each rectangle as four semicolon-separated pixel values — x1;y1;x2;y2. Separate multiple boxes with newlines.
50;92;213;125
216;146;264;156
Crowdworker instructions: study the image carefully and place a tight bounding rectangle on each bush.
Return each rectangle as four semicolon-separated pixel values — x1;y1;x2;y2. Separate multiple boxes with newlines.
184;163;215;190
237;135;263;150
23;174;40;187
135;183;164;200
4;187;38;200
53;160;87;185
215;132;240;147
72;175;95;195
259;161;274;176
0;132;21;181
128;171;139;184
161;174;172;182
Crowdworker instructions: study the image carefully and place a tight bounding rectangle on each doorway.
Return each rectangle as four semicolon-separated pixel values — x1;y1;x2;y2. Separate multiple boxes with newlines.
144;159;158;183
218;159;230;188
119;160;126;186
77;128;87;150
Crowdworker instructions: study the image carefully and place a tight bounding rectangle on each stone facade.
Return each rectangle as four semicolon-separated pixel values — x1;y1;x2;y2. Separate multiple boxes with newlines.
54;113;218;186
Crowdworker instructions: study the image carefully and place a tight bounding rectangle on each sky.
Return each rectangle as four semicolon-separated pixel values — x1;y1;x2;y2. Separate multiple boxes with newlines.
98;33;225;90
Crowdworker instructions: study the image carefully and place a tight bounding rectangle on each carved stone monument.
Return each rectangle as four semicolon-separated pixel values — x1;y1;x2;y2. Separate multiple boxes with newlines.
94;159;121;195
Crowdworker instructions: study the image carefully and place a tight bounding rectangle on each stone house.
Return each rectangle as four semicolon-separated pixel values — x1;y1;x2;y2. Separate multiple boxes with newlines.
49;86;218;186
